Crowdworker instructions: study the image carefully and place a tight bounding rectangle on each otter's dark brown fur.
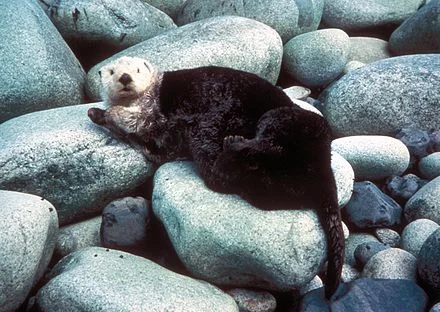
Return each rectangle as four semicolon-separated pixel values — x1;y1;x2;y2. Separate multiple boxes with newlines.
88;64;344;299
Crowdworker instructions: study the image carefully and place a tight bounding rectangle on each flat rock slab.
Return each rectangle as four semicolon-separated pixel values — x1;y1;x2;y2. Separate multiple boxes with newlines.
0;191;58;312
152;161;326;291
86;16;283;100
34;247;238;312
0;103;153;226
320;54;440;136
0;0;85;123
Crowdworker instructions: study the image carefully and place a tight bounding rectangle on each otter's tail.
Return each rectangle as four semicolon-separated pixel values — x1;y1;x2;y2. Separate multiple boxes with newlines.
321;192;345;300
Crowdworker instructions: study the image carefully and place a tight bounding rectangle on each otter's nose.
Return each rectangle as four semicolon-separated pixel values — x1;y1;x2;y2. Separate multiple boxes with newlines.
119;73;132;85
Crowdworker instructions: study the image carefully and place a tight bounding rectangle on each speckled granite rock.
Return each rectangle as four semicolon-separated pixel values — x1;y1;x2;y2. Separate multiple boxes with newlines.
39;0;176;49
389;0;440;55
0;191;58;312
176;0;324;42
331;136;410;180
0;0;85;123
34;247;238;311
0;103;153;226
348;37;391;63
152;161;326;291
401;219;440;257
283;29;350;87
86;16;283;100
320;54;440;136
405;176;440;224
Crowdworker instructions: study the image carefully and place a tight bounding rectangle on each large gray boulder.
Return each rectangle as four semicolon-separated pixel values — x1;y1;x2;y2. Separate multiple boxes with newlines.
322;0;424;32
152;161;327;291
320;54;440;136
0;0;85;123
39;0;176;49
389;0;440;55
0;191;58;312
86;16;283;100
34;247;238;311
176;0;324;42
0;103;153;226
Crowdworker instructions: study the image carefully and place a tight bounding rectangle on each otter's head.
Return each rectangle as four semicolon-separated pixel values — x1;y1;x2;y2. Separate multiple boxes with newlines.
99;56;156;105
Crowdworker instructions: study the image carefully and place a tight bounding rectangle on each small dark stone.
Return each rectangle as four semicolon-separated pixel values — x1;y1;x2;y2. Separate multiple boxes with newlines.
384;174;428;204
343;181;402;229
354;241;391;268
395;126;431;166
100;196;151;254
299;278;428;312
429;129;440;153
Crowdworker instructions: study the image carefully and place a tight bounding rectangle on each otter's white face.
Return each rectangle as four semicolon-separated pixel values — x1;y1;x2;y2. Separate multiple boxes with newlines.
99;56;155;105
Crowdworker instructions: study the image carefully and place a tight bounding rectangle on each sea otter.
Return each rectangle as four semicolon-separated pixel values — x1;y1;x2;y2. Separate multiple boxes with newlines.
88;56;344;299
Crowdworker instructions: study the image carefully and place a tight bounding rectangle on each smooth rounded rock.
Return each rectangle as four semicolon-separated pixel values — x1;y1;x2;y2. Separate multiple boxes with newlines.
331;136;410;180
39;0;176;49
86;16;283;100
152;161;326;291
55;216;101;259
405;176;440;224
283;86;311;100
361;248;417;281
418;228;440;292
354;241;390;268
283;28;350;87
419;152;440;180
176;0;324;42
0;191;58;312
341;264;360;283
322;0;424;32
320;54;440;136
0;0;85;123
34;247;238;311
344;181;402;229
401;219;440;257
0;103;153;226
345;233;379;266
431;302;440;312
348;37;391;64
389;0;440;55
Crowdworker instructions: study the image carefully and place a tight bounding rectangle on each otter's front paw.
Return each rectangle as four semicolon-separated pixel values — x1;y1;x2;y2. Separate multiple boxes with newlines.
87;108;106;125
223;135;247;151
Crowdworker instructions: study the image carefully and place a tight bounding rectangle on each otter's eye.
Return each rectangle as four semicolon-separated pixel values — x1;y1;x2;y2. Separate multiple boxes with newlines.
137;68;140;73
110;69;114;75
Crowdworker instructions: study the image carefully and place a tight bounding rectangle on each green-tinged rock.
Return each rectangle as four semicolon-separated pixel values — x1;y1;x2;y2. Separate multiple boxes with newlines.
320;54;440;136
0;103;153;226
0;0;85;123
86;16;283;100
283;29;350;88
0;191;58;312
34;247;238;311
152;161;326;291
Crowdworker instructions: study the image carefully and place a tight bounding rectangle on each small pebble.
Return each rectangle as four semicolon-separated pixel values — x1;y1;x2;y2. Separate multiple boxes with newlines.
226;288;276;312
354;241;390;268
374;228;400;247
